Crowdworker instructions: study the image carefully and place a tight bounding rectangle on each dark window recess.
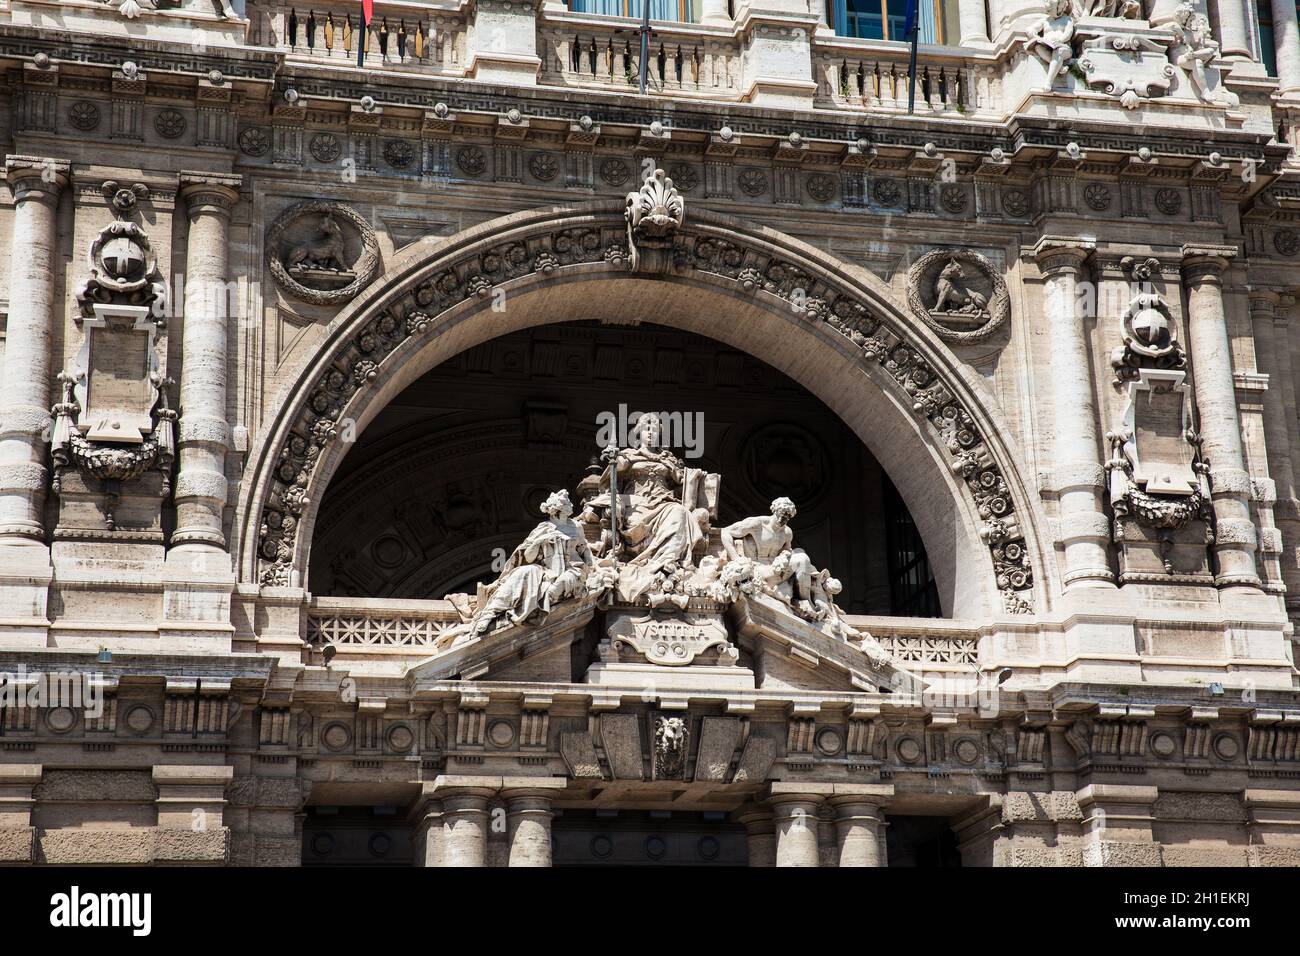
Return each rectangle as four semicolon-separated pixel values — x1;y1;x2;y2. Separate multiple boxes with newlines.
884;475;941;617
886;815;963;867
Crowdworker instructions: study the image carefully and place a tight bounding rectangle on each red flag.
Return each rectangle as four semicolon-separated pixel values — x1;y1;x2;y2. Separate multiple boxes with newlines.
358;0;372;66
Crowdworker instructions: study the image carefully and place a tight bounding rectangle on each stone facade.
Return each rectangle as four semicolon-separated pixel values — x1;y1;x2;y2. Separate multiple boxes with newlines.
1;0;1300;867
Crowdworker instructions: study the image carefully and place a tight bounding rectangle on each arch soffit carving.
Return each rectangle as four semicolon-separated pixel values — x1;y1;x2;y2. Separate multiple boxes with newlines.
237;204;1048;617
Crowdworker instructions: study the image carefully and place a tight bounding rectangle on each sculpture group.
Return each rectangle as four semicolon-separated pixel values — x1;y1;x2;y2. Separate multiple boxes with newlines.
1026;0;1238;109
437;412;882;659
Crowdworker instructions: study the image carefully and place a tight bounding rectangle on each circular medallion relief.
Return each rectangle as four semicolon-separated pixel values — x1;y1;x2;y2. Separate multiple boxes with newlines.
154;109;186;139
896;736;923;763
125;704;155;734
487;719;516;748
953;737;980;764
872;178;902;207
1150;732;1176;758
238;127;270;157
46;707;77;734
529;151;559;181
456;145;487;175
309;133;340;163
815;726;843;756
1212;733;1239;761
599;158;630;186
906;247;1011;344
386;724;415;752
322;721;353;751
69;101;100;131
266;200;380;307
738;168;768;197
1274;229;1299;257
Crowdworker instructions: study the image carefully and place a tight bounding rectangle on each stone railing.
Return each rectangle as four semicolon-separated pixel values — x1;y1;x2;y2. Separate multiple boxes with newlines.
305;596;981;672
246;0;468;74
537;9;742;100
306;596;464;654
812;36;1002;118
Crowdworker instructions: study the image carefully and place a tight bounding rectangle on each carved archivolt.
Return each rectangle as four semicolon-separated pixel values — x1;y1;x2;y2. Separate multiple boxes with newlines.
266;199;380;307
906;247;1010;344
254;213;1037;614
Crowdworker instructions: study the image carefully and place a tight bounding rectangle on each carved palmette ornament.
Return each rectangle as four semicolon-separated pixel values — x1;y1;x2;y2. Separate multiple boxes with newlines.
52;219;174;498
624;167;684;273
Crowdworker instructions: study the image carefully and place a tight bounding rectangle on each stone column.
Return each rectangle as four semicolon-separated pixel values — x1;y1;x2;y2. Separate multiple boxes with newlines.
502;788;556;867
1273;0;1300;93
1250;291;1300;596
958;0;990;46
0;157;68;549
172;173;240;555
1033;238;1115;589
1215;0;1253;59
439;788;494;867
413;800;444;867
771;794;823;867
736;806;776;867
831;797;888;867
701;0;733;26
1181;246;1261;589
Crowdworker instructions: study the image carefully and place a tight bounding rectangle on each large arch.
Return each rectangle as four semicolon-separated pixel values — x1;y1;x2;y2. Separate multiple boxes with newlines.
235;204;1052;619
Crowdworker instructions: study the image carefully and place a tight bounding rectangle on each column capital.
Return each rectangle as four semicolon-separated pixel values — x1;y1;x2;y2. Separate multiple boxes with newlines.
5;155;69;205
1248;288;1281;313
1032;236;1095;275
1180;243;1237;281
178;171;241;218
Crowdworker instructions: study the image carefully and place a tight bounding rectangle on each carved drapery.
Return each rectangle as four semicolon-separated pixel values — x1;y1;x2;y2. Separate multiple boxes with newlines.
251;211;1038;614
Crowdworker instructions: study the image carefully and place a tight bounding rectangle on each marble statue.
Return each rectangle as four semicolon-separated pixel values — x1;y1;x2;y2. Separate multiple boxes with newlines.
582;412;717;604
439;490;605;646
1169;2;1239;107
1027;0;1076;91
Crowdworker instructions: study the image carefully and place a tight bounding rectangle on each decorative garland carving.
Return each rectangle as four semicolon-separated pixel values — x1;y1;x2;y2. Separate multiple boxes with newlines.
255;215;1036;613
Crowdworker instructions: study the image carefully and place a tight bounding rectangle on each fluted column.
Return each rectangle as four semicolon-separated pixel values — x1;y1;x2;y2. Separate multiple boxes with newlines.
831;797;887;867
1182;246;1260;589
1215;0;1253;59
0;157;68;549
736;806;776;867
439;788;494;867
1273;0;1300;93
503;788;555;867
958;0;990;46
1033;238;1115;589
172;173;240;553
771;795;823;867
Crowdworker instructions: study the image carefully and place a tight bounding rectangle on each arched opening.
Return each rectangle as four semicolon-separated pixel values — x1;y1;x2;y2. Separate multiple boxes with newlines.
239;206;1045;621
310;319;941;616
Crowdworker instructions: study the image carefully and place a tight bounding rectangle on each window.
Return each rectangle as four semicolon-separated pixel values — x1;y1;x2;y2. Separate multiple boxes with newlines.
1258;0;1278;76
831;0;958;45
569;0;701;22
883;475;941;618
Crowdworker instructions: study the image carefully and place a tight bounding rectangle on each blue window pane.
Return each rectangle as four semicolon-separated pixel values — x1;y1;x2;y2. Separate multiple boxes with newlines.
845;0;885;39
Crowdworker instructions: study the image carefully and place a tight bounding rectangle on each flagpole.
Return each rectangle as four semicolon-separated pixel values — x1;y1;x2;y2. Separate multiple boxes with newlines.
905;0;920;114
638;0;651;94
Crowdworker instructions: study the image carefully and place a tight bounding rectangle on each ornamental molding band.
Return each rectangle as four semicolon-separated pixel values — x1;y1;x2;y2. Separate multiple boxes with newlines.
266;199;381;307
906;248;1011;344
52;218;175;538
247;200;1040;616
